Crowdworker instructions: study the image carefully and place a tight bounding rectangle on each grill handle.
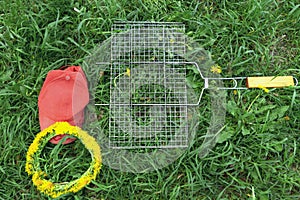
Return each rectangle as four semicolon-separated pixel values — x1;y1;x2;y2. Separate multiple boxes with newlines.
192;61;298;89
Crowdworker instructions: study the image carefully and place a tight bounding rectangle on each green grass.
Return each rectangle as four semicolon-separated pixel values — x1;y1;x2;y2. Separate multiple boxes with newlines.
1;0;299;199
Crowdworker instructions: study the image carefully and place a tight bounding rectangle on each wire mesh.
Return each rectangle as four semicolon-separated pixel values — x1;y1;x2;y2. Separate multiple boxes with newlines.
109;22;189;149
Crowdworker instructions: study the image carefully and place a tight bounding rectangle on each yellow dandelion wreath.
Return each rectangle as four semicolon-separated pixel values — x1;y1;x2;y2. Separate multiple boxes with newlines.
25;122;102;198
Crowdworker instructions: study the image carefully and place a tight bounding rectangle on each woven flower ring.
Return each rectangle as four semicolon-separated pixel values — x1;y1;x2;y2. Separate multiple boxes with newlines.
25;122;102;198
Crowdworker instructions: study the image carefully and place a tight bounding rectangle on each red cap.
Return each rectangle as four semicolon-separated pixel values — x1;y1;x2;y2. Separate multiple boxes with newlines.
38;66;89;144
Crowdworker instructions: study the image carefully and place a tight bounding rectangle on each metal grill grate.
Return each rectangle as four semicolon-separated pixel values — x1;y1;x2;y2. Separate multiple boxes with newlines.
109;22;189;149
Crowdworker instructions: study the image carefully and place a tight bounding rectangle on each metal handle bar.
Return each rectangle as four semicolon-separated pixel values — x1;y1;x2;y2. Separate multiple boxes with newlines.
95;61;298;106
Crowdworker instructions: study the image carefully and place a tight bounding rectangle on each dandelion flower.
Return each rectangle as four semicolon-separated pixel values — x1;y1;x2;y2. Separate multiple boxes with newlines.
210;64;222;74
125;68;130;77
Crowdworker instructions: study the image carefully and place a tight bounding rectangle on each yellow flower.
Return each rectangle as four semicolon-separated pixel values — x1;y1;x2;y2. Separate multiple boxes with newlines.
257;84;269;93
210;64;222;74
125;68;130;77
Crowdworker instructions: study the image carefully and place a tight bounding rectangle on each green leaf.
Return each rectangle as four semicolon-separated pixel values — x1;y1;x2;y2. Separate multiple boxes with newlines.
0;70;13;82
254;104;277;114
186;65;200;74
226;100;239;116
274;143;283;152
269;106;289;121
186;75;201;88
241;111;255;122
242;127;250;136
217;127;234;143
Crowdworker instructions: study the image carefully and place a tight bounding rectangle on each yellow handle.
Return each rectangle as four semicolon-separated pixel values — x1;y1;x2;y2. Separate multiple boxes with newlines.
246;76;294;88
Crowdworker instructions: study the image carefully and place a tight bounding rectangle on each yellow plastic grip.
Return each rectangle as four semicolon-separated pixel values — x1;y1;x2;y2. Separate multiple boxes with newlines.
246;76;294;88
